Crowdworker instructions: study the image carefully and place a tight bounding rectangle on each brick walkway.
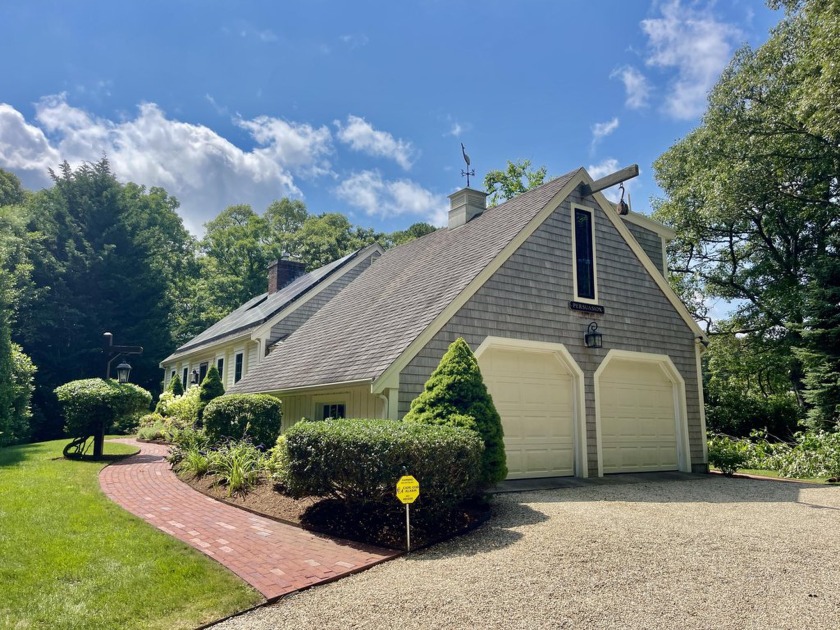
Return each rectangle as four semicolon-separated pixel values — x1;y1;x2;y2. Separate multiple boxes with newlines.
99;439;397;600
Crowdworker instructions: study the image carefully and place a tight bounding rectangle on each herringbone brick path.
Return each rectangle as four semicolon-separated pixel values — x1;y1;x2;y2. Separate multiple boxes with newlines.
99;439;397;599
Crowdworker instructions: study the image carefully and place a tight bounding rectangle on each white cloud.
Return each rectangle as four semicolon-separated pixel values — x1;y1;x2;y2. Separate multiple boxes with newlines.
610;66;651;109
587;158;620;182
0;103;61;187
0;95;334;234
334;115;416;170
335;170;448;226
591;117;619;150
641;0;742;120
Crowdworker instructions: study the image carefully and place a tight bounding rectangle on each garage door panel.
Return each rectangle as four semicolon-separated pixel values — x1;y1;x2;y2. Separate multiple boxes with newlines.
600;358;679;474
480;346;576;479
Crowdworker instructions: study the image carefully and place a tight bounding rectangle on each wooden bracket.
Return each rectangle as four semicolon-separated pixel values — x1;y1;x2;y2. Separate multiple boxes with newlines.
579;164;639;196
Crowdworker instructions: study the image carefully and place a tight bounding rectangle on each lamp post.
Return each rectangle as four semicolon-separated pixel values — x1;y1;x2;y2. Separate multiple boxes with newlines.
99;332;143;459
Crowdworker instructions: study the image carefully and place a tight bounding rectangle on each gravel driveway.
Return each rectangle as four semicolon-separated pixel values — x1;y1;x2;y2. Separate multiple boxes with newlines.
212;476;840;629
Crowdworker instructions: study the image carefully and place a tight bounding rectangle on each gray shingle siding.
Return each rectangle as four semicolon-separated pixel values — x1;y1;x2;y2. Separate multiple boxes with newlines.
624;222;664;274
399;193;702;476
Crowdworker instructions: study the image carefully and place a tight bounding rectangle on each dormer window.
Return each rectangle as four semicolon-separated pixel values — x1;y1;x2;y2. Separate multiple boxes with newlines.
572;204;598;301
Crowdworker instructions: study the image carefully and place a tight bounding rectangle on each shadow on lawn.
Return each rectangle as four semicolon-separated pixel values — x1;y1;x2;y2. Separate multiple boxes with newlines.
0;442;42;467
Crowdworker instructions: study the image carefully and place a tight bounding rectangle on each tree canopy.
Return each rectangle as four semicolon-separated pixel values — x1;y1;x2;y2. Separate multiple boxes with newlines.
654;0;840;431
484;159;547;206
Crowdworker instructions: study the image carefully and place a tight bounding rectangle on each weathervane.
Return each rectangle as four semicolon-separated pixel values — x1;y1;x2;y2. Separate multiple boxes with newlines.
460;143;475;187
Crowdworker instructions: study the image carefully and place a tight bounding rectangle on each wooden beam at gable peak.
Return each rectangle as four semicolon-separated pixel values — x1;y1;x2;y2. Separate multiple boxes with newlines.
579;164;639;196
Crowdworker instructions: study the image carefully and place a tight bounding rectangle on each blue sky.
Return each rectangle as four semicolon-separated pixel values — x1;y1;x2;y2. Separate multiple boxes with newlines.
0;1;781;235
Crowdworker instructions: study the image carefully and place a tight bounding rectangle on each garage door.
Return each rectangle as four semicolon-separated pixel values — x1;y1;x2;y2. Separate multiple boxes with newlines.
479;346;576;479
599;359;678;473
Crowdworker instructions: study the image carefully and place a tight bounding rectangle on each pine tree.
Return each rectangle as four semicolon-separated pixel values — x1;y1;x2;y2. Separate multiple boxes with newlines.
797;253;840;428
167;373;185;397
197;366;225;424
404;337;507;484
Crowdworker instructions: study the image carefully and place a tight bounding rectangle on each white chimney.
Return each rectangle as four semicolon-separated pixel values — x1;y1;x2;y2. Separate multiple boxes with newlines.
448;188;488;229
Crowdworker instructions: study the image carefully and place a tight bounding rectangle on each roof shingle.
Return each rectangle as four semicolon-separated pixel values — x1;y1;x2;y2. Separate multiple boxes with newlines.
231;170;579;393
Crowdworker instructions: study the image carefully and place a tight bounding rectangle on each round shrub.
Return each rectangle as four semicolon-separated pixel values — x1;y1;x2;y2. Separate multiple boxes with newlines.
284;418;484;512
55;378;152;437
707;435;748;476
155;386;201;426
203;393;282;447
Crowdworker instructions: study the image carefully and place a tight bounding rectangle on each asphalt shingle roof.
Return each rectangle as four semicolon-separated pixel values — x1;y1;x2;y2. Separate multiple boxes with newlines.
230;170;580;393
163;250;361;362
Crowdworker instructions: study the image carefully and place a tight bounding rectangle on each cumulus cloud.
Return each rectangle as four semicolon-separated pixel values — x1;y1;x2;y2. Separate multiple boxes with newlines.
334;170;448;226
334;115;416;170
641;0;742;119
610;66;651;109
590;117;619;151
0;94;334;233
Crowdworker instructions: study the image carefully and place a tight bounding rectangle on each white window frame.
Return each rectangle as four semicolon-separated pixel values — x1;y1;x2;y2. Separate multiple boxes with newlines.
570;203;599;304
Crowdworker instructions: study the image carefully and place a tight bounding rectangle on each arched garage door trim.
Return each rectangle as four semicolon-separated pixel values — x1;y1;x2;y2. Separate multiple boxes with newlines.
594;349;691;476
475;336;588;478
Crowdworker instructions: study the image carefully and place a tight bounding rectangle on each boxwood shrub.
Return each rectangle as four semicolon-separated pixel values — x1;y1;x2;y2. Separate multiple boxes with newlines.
283;418;484;512
55;378;152;437
203;393;282;447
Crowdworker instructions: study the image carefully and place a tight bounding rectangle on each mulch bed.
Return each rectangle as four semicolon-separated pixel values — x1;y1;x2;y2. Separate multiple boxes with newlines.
181;472;490;550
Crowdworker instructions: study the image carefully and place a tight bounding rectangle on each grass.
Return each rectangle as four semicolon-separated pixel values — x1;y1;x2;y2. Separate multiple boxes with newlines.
711;466;832;484
0;438;262;630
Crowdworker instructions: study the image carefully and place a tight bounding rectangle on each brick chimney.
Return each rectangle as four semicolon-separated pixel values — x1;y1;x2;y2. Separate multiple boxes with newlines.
448;188;488;229
267;258;306;294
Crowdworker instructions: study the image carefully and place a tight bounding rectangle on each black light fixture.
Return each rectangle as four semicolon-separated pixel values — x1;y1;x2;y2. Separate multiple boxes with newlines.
584;321;603;349
115;359;132;383
191;369;200;385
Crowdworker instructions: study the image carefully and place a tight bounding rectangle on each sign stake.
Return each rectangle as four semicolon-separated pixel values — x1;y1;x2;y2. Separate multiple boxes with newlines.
406;503;411;552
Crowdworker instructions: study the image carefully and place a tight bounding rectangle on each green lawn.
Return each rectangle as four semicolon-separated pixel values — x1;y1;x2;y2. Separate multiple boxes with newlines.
0;439;262;630
711;466;832;484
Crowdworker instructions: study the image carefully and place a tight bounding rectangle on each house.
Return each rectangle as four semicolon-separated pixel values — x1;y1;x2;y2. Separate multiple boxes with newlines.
230;165;709;479
159;243;383;391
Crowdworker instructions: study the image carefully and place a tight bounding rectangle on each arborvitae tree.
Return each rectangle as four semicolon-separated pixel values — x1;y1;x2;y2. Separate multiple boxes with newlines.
404;337;507;484
167;373;185;397
197;366;225;424
797;253;840;429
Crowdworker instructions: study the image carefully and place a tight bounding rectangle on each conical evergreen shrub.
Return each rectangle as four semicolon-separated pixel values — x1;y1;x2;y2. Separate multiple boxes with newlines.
198;366;225;424
167;373;185;397
404;337;507;484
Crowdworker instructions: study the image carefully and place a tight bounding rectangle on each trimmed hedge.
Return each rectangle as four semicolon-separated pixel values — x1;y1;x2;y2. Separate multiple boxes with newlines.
203;394;282;447
55;378;152;437
284;418;484;511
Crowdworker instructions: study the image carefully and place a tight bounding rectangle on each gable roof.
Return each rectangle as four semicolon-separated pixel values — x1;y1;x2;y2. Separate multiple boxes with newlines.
162;248;369;363
231;167;705;395
230;169;581;394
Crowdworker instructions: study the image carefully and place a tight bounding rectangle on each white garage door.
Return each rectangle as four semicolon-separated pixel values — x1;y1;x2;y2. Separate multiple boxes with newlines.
599;359;678;473
479;346;576;479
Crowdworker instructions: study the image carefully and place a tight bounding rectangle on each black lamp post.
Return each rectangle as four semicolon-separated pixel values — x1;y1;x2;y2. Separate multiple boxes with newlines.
98;332;143;459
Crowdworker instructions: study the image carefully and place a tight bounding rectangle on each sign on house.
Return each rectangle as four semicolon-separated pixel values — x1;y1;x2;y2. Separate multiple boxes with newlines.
396;475;419;504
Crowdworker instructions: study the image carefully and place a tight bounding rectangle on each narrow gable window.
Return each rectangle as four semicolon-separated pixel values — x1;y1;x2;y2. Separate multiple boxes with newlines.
572;205;597;301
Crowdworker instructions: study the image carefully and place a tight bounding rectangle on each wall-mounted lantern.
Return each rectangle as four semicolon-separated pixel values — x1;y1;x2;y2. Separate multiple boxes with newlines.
584;321;603;349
